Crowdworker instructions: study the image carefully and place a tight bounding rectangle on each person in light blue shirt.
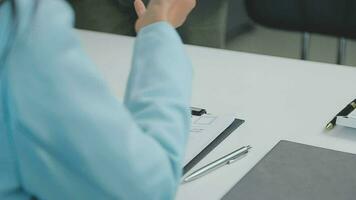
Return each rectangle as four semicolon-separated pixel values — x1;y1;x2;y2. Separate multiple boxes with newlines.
0;0;195;199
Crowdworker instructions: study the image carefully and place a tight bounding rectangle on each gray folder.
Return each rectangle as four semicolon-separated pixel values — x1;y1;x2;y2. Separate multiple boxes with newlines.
222;140;356;200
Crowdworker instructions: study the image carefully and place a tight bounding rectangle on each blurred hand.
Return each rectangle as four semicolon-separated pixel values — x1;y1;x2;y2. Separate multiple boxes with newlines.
134;0;196;32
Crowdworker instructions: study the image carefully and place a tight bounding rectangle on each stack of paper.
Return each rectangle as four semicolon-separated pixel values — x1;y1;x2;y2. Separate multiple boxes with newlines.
184;114;236;166
337;109;356;129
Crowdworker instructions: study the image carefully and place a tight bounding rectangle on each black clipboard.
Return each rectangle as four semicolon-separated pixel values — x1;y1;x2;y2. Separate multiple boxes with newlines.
183;108;245;175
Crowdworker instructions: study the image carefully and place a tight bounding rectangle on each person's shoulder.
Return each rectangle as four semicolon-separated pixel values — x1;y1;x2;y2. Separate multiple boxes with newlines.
6;0;80;72
0;1;13;39
15;0;75;35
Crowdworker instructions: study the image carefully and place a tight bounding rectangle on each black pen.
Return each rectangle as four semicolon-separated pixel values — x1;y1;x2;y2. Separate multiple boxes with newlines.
325;99;356;130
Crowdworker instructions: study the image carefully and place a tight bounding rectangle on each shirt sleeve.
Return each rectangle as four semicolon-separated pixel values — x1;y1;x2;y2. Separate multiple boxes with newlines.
5;0;192;199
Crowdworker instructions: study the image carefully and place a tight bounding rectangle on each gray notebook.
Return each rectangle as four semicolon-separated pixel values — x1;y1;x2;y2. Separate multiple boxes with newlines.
222;140;356;200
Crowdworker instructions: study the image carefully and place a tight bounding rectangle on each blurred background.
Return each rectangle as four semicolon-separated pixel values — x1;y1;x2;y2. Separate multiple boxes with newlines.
67;0;356;67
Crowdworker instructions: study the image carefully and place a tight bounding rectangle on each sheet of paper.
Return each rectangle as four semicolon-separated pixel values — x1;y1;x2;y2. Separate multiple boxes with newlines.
183;114;236;165
336;109;356;129
349;109;356;118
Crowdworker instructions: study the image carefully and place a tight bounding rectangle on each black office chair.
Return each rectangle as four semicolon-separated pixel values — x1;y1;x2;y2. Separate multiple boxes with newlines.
245;0;356;64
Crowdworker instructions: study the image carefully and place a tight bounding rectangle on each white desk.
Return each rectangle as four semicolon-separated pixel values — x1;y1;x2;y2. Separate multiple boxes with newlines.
78;30;356;200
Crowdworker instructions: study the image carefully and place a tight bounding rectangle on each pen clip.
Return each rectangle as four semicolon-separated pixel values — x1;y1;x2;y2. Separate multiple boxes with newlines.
227;146;252;164
227;153;245;165
227;158;239;164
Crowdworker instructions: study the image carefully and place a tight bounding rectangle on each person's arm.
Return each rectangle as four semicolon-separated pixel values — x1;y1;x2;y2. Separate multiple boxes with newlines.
6;1;191;199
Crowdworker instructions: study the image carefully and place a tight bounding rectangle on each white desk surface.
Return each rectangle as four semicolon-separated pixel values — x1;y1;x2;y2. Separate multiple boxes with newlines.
77;30;356;200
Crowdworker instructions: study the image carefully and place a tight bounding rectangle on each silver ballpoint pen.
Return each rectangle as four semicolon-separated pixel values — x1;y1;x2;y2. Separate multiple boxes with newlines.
183;145;252;183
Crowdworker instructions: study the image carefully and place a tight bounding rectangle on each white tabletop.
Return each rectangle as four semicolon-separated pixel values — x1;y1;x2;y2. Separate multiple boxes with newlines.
77;30;356;200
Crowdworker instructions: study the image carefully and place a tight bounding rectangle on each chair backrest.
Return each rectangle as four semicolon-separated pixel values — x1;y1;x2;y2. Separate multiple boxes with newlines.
245;0;356;39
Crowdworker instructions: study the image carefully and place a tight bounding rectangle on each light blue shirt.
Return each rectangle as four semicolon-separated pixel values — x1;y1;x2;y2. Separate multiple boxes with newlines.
0;0;192;199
